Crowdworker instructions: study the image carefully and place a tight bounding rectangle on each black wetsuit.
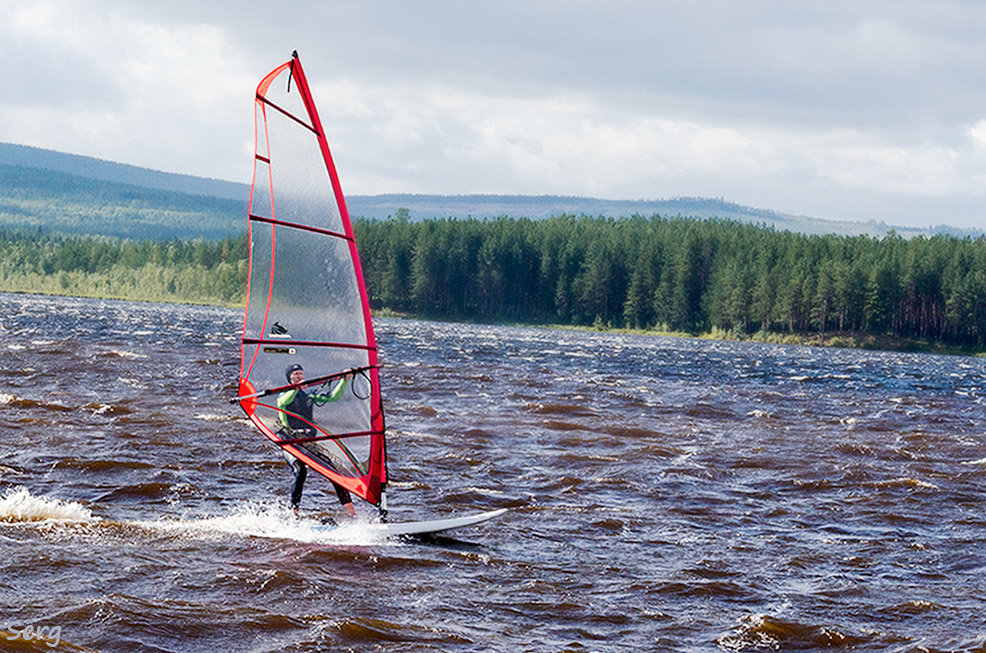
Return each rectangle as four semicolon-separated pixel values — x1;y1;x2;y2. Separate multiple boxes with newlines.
277;383;353;510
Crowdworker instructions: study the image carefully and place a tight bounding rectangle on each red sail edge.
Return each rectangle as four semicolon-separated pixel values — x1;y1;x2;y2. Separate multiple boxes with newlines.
238;53;387;507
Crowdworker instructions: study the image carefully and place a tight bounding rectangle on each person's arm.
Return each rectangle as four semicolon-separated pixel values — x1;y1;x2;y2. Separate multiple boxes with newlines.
312;376;348;405
275;389;299;427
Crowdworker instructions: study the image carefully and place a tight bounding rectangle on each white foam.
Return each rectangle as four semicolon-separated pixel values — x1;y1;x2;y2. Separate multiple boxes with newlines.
193;414;237;422
105;349;146;359
0;488;97;523
117;377;147;389
871;477;938;490
136;502;394;546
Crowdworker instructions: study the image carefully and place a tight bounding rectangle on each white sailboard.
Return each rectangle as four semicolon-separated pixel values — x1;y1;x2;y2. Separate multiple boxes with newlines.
314;508;508;536
234;51;505;537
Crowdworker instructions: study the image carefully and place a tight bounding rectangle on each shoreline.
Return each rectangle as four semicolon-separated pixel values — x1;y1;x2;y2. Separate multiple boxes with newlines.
3;287;983;358
542;323;985;358
373;308;986;357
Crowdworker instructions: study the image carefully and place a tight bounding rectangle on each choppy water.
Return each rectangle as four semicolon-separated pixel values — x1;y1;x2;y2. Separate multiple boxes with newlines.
1;292;985;652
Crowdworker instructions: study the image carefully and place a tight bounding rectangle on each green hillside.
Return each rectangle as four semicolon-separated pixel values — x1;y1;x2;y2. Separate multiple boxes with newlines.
1;142;983;354
0;142;245;200
0;163;242;241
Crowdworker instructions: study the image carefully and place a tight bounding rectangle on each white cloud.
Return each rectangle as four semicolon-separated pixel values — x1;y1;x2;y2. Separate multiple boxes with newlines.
309;72;986;226
970;120;986;151
1;0;255;176
1;0;986;228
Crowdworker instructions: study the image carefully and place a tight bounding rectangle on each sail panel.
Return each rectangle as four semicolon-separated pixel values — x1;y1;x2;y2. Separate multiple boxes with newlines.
239;53;386;506
247;343;372;434
244;226;366;346
265;109;344;234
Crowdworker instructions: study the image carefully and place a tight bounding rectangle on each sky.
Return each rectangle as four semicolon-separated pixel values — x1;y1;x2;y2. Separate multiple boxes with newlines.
2;0;986;230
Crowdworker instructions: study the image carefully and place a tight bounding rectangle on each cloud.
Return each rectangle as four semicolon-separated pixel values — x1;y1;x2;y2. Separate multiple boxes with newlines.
0;0;985;228
0;0;256;175
1;3;119;107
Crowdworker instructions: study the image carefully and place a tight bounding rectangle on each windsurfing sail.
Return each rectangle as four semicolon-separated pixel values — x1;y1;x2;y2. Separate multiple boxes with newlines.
236;52;387;510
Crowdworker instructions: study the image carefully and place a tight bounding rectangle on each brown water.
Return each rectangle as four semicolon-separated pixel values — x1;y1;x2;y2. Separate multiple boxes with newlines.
1;292;985;652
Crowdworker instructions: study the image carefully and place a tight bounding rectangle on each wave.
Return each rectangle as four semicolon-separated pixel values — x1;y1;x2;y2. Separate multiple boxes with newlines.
0;487;97;523
0;489;403;547
193;413;241;422
717;614;873;650
868;477;939;490
878;600;946;616
97;349;146;359
0;486;408;549
524;402;598;417
0;394;74;412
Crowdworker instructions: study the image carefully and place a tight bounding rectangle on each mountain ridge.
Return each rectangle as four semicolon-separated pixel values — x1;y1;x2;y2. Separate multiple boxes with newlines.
1;141;980;240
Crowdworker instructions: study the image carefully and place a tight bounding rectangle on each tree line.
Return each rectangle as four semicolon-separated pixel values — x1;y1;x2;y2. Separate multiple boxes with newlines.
354;214;986;348
0;230;247;305
1;215;985;350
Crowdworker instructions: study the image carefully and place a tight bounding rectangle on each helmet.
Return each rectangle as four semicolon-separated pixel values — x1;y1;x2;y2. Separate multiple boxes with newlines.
285;363;304;381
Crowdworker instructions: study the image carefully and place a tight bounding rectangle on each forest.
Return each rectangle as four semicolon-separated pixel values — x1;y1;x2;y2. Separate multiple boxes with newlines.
2;214;985;350
0;230;246;305
354;214;986;349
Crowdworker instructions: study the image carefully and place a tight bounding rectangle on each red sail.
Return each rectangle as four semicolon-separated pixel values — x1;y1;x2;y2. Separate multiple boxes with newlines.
237;53;386;506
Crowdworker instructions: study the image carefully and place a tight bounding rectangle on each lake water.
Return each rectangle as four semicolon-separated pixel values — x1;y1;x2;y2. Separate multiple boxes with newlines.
1;292;985;652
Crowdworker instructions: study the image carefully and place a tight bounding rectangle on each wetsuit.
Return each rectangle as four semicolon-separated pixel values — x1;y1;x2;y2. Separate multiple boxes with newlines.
276;378;352;510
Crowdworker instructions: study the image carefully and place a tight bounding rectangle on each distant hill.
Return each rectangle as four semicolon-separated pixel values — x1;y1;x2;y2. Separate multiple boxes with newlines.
345;194;983;239
0;166;243;241
1;142;981;240
0;142;245;201
0;142;244;240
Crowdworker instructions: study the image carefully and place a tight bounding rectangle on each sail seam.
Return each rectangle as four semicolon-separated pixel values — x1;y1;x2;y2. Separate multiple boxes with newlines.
275;429;385;445
242;338;375;350
249;214;352;241
256;95;316;134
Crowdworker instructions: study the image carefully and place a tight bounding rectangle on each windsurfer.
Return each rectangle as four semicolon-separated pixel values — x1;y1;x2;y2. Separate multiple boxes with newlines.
277;363;358;518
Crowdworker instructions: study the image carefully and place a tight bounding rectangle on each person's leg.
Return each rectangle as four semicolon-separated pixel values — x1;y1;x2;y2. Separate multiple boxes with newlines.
332;482;357;518
289;457;307;512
